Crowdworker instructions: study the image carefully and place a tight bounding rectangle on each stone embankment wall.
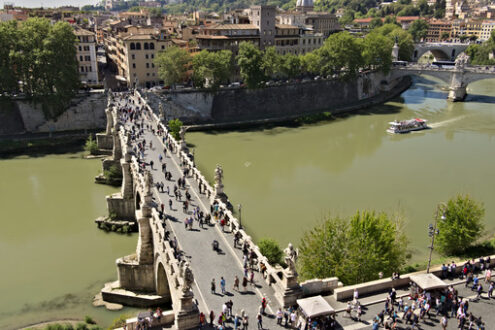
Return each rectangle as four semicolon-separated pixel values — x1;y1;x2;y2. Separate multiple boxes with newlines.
0;90;106;135
145;72;409;126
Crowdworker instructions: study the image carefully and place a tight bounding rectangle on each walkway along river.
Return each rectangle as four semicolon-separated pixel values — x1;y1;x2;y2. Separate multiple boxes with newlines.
187;75;495;262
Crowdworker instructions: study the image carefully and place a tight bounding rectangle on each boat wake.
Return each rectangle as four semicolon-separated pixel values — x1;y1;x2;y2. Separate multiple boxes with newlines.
429;115;468;128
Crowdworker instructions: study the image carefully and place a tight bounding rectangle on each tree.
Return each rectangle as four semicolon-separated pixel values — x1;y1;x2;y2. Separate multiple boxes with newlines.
0;18;80;118
281;53;301;78
298;211;408;285
441;32;450;41
155;46;190;87
258;238;283;265
192;49;232;88
261;46;282;78
374;24;414;61
437;194;485;256
361;32;393;73
408;19;429;42
317;31;363;77
459;35;468;43
236;42;266;88
0;20;19;94
370;17;383;29
300;51;321;75
168;118;183;140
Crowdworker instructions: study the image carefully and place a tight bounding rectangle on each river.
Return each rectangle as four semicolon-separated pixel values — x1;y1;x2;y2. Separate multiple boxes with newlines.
188;75;495;263
1;76;494;328
0;153;137;329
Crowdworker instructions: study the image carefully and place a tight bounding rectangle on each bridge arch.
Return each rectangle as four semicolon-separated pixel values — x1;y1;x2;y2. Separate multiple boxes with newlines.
411;43;469;62
135;191;142;210
155;261;172;301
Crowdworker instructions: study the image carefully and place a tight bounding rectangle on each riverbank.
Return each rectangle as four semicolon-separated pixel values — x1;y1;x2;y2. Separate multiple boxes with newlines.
0;130;102;158
185;76;412;131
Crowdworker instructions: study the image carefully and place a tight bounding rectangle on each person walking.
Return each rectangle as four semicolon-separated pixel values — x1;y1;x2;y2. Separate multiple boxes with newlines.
257;312;263;329
233;275;240;291
209;310;215;326
220;276;226;294
276;308;283;325
242;276;248;292
242;314;249;330
211;279;216;294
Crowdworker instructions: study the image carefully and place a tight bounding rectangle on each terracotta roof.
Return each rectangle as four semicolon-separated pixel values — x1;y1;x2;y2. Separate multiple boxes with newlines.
74;28;95;36
206;24;258;30
396;16;420;21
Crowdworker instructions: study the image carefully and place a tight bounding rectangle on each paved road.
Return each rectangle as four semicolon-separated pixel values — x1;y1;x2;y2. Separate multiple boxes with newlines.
119;95;282;329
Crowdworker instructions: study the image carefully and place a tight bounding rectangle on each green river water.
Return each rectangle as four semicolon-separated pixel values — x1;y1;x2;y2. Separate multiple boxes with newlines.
188;76;495;261
1;75;494;328
0;154;138;329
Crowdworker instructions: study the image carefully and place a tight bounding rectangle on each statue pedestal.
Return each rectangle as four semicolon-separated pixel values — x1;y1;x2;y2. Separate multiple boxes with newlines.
175;290;199;329
275;271;303;308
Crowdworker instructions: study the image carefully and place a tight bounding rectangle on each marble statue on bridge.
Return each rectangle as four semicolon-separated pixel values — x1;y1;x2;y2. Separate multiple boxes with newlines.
284;243;299;276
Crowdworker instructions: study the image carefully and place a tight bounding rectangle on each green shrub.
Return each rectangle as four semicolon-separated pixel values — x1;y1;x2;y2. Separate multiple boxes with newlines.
84;135;98;155
122;225;130;233
108;313;132;329
111;224;117;231
75;323;88;330
101;223;110;232
168;118;183;140
85;315;96;324
103;164;122;185
258;238;283;265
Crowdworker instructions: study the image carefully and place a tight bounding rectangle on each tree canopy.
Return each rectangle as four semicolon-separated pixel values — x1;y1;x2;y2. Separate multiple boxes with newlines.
0;18;80;118
465;31;495;65
408;19;429;42
192;49;233;88
298;211;408;285
437;194;485;256
236;42;266;88
155;46;190;87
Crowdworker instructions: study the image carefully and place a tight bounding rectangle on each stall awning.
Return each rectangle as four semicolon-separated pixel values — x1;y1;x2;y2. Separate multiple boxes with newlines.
115;75;127;82
410;273;447;290
297;295;335;318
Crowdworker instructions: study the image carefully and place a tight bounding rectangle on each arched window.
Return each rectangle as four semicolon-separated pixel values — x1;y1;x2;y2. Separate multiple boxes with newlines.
144;42;149;50
149;42;155;50
130;42;135;50
136;42;141;50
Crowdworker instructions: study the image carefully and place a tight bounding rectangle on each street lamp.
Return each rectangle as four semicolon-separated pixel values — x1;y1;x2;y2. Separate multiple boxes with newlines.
426;203;447;273
238;204;242;229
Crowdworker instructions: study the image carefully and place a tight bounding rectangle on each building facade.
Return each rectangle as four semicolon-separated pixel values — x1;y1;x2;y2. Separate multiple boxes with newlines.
75;28;99;85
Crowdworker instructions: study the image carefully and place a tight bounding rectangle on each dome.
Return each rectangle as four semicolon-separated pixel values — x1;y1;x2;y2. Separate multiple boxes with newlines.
296;0;314;8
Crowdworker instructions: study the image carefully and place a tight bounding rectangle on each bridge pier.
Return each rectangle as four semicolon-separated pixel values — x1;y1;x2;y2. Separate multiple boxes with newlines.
448;85;467;101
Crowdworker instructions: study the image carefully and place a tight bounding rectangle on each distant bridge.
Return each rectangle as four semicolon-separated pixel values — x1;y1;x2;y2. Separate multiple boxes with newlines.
411;42;470;62
391;63;495;101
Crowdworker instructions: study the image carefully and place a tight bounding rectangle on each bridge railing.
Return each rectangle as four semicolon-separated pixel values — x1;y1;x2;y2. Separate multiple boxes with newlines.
133;90;286;287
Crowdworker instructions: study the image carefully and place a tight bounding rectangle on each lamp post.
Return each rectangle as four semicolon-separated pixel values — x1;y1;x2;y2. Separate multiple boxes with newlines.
238;204;242;229
426;203;447;273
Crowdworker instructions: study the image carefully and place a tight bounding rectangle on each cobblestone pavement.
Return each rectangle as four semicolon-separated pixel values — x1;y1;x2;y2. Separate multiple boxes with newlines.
121;95;282;329
333;280;494;329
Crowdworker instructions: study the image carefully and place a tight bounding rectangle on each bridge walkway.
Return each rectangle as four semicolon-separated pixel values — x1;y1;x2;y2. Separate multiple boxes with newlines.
121;97;282;329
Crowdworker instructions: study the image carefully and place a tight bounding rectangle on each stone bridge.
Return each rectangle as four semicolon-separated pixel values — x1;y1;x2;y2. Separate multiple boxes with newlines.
390;61;495;101
411;42;470;62
94;91;341;329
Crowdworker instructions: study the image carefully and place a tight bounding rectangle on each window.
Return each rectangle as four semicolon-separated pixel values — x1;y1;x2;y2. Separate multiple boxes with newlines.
130;42;135;50
85;56;91;61
146;63;150;68
79;46;82;51
136;43;141;50
161;45;165;49
145;54;149;59
144;42;149;50
131;54;135;60
80;56;83;61
84;46;90;51
146;73;150;76
151;54;154;59
150;43;154;50
132;63;136;68
152;63;155;68
80;66;84;72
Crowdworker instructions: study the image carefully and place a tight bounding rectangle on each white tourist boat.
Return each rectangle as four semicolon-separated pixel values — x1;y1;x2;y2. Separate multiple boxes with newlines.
387;118;429;134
